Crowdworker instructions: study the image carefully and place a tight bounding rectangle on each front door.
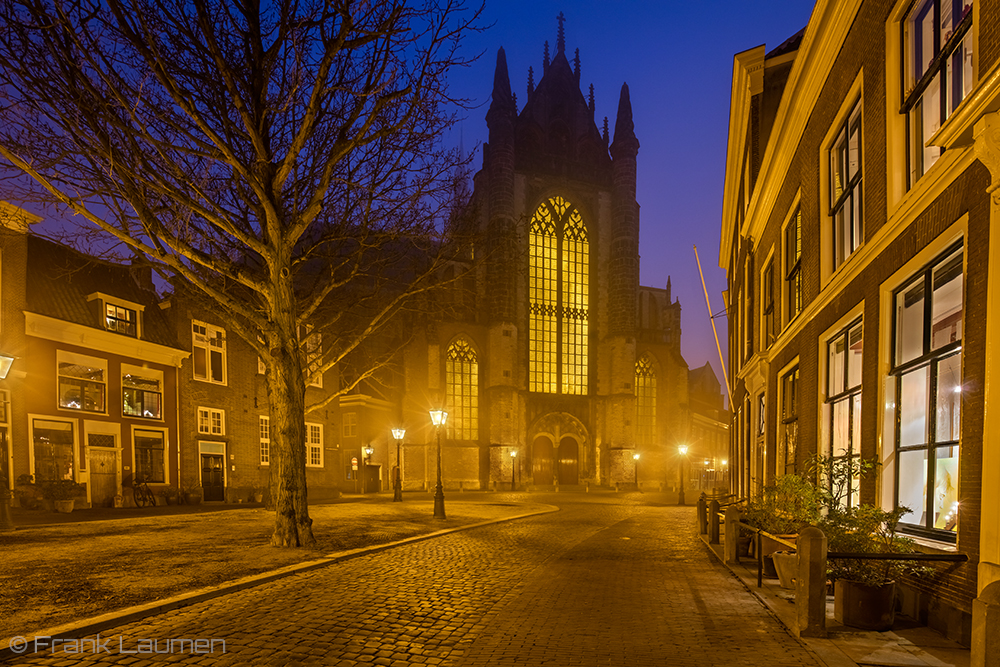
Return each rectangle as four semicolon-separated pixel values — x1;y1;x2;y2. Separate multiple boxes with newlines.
201;454;225;501
532;436;554;485
89;449;118;507
558;437;579;485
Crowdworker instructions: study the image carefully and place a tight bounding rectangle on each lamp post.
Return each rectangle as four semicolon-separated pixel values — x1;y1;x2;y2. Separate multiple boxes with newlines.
428;409;448;519
678;445;689;506
510;450;517;492
721;459;728;490
363;444;374;494
633;452;640;489
391;428;405;502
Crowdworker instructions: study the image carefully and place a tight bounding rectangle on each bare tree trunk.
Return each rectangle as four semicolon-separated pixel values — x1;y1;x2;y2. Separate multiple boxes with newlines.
268;340;315;547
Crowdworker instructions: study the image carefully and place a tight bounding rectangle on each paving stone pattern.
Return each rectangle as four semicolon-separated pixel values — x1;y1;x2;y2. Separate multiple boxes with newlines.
11;495;823;667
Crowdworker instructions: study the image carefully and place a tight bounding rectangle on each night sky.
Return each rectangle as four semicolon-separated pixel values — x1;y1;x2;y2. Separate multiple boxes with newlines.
452;0;817;400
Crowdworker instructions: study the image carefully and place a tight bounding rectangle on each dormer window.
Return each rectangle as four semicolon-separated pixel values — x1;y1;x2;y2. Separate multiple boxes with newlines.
106;303;137;337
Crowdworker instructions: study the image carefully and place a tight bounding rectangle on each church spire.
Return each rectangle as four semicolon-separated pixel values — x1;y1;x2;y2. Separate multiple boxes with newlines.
543;40;550;72
487;47;516;121
557;11;566;54
611;82;639;158
573;48;581;83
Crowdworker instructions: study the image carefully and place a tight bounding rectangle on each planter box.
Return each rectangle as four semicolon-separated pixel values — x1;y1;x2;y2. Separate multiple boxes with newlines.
834;579;896;631
772;551;797;589
54;499;75;513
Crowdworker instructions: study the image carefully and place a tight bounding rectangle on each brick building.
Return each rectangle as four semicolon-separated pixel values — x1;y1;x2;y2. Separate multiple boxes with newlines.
0;209;187;507
378;22;692;493
720;0;1000;650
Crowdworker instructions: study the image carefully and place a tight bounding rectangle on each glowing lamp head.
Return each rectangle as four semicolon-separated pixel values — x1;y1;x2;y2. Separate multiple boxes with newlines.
678;445;689;456
364;444;374;457
429;409;448;426
510;450;517;458
391;428;406;440
721;459;728;466
633;452;640;461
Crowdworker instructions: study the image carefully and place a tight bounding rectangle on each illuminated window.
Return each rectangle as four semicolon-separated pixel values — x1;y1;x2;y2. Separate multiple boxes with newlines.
892;244;962;536
529;196;589;394
635;355;656;447
134;429;166;483
829;99;863;269
780;367;799;475
826;321;863;508
902;0;974;187
122;368;162;420
105;303;137;337
57;351;106;413
445;338;478;440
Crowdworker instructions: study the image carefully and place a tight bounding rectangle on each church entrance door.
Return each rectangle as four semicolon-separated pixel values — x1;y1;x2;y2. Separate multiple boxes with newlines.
558;437;579;485
532;436;554;485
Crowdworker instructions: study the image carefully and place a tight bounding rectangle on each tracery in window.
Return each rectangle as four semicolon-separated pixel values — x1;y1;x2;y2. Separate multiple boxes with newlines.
529;196;589;394
445;337;479;440
635;355;656;447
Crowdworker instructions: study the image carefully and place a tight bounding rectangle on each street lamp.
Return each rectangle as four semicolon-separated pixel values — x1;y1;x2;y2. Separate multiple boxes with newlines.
428;409;448;519
363;444;374;494
678;445;689;506
510;450;517;492
633;452;640;488
391;428;406;502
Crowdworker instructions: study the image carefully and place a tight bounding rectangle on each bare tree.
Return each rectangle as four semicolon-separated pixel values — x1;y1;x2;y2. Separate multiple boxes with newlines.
0;0;483;547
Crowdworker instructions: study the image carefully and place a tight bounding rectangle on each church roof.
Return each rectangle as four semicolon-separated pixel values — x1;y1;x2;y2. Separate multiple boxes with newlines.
511;16;613;184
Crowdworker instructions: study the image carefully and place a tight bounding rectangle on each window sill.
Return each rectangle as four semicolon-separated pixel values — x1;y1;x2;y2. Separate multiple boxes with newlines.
908;533;958;552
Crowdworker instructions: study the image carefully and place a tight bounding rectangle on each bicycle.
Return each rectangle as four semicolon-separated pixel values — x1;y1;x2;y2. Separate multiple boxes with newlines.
127;474;157;508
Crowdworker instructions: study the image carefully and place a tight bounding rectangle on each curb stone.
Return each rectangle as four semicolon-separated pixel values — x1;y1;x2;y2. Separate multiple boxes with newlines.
1;504;559;663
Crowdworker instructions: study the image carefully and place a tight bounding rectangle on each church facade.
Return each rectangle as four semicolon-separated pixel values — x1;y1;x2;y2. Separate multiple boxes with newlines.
393;25;691;491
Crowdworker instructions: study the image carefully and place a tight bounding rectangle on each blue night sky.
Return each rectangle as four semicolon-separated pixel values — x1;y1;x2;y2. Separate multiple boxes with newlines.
451;0;816;397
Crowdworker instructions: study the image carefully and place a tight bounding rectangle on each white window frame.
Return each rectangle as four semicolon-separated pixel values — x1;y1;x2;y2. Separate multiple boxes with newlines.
306;422;323;468
87;292;145;339
259;416;270;465
759;248;776;350
192;320;227;385
197;407;225;436
780;196;803;328
57;350;108;414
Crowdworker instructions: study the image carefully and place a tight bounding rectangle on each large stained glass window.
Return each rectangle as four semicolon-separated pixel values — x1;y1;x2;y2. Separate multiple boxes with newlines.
635;355;656;447
446;337;479;440
529;196;589;394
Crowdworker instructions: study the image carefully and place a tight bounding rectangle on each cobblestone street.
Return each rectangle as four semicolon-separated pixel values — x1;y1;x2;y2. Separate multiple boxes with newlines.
8;494;822;667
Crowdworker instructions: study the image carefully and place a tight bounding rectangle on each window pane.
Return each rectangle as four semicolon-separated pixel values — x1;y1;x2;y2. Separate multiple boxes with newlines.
847;323;863;388
898;448;928;524
935;353;962;442
907;0;935;87
828;335;845;396
851;393;862;457
899;366;929;447
933;444;959;531
32;420;74;482
210;349;224;383
896;278;925;365
193;347;207;379
931;249;963;349
832;398;850;457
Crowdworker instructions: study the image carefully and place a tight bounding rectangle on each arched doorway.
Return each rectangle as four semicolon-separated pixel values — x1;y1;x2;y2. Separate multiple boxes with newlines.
532;435;554;485
558;437;579;485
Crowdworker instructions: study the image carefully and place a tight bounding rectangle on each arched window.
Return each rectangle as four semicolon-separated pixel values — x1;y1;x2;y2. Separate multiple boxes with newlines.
636;354;656;447
445;337;478;440
529;196;589;394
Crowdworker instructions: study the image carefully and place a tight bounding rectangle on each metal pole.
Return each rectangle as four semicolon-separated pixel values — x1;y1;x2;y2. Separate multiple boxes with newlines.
511;456;516;492
433;426;446;519
679;457;686;506
393;438;403;502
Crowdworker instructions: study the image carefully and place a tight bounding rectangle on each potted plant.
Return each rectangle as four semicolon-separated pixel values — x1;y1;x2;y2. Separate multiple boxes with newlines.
159;487;178;506
822;504;929;631
38;478;85;513
252;486;264;504
182;483;202;505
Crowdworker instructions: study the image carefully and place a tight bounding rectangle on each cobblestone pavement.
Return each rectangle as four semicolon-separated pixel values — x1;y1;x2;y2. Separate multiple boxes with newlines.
8;494;824;667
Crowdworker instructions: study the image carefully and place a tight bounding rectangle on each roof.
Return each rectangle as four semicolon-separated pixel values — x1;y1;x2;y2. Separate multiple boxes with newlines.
765;26;806;59
25;235;180;349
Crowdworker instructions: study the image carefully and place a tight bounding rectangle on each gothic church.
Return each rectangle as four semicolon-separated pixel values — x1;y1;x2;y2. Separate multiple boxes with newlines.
396;20;690;490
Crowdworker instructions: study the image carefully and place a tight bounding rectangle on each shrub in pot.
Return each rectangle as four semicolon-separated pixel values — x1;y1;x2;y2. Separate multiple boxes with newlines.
822;504;930;631
743;473;825;556
37;478;85;513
